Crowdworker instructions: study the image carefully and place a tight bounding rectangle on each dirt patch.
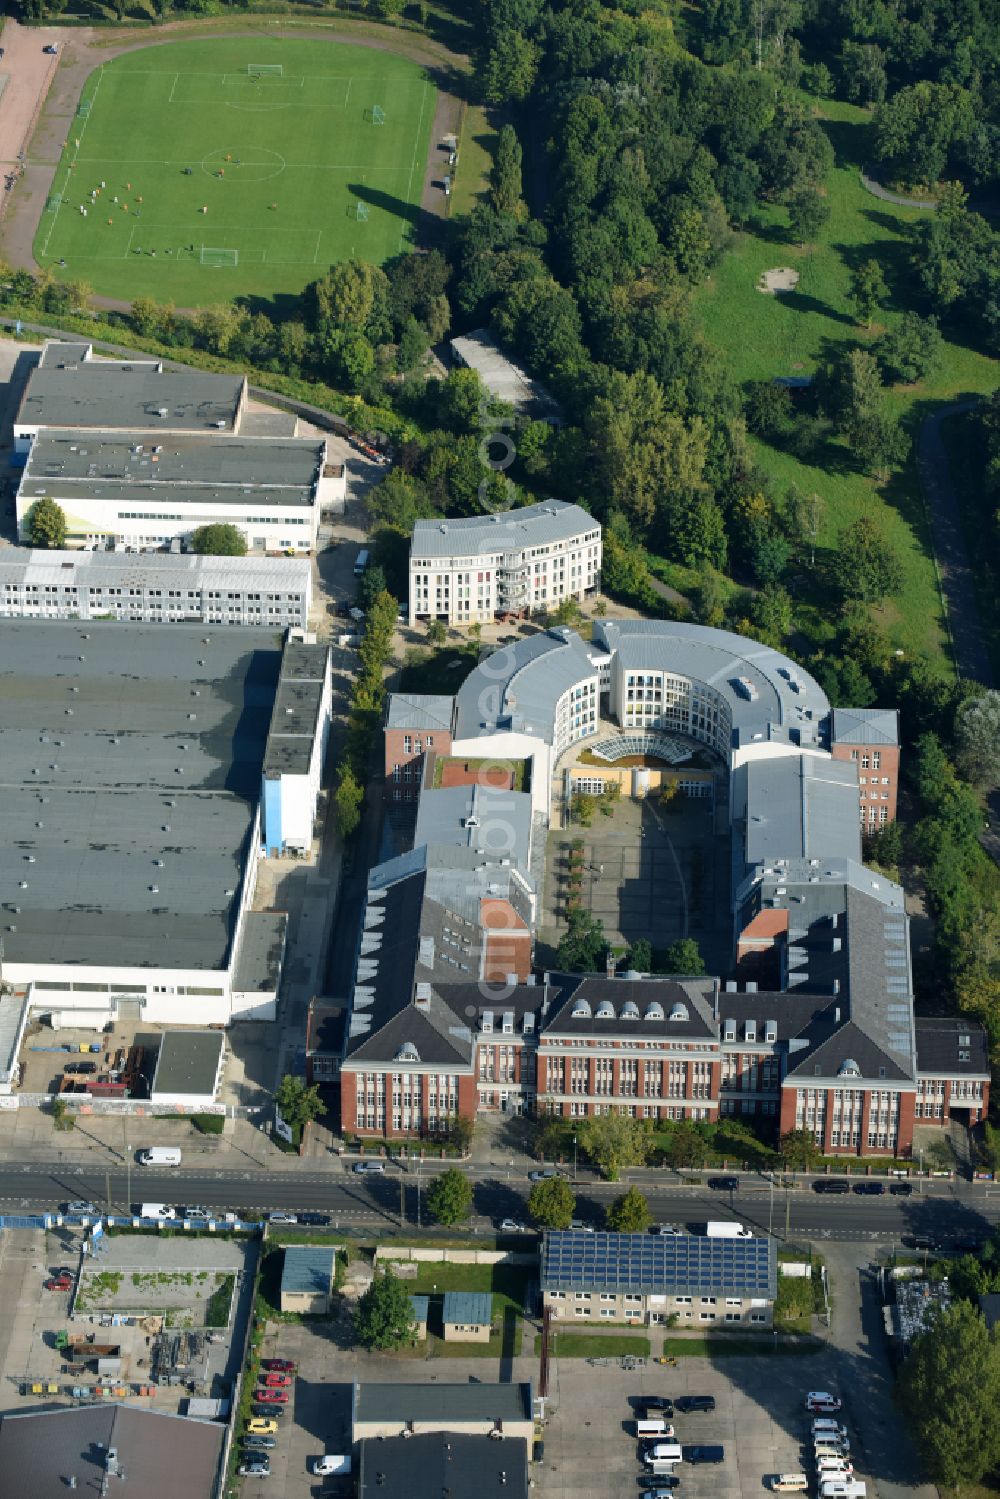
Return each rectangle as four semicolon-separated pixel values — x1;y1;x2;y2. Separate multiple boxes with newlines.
758;266;800;295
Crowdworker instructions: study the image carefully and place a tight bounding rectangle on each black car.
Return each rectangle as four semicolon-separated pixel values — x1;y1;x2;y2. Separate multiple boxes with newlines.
889;1182;914;1196
908;1233;937;1251
708;1176;739;1191
639;1483;681;1496
251;1405;285;1420
813;1179;850;1194
639;1397;674;1417
682;1445;725;1465
675;1396;716;1413
298;1212;331;1226
243;1436;277;1451
853;1181;884;1195
65;1061;97;1075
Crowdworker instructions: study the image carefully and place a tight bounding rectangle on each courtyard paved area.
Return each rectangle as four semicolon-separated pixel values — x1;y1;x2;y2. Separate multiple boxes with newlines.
541;794;732;973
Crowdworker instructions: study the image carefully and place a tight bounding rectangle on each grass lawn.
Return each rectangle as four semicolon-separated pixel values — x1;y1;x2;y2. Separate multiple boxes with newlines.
408;1259;532;1318
691;97;999;672
535;1331;652;1358
659;1334;816;1356
35;37;435;303
398;644;478;694
451;103;496;217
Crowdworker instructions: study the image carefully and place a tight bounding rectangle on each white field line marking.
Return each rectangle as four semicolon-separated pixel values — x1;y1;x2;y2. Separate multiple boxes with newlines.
312;229;322;263
42;65;105;259
399;78;430;253
344;77;352;107
167;73;179;105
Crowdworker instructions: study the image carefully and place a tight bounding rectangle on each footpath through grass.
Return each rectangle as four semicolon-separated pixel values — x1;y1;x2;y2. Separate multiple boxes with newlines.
691;97;999;673
36;37;435;303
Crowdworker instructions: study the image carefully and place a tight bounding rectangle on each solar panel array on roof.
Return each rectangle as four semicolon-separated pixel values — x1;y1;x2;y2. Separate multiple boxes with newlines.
541;1230;776;1298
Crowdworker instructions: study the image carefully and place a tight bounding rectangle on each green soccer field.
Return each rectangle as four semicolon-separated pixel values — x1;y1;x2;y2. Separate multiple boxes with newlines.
33;38;436;304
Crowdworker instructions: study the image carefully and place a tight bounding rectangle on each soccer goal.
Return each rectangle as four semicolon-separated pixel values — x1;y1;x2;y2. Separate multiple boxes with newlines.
248;63;283;76
200;247;239;268
355;200;370;222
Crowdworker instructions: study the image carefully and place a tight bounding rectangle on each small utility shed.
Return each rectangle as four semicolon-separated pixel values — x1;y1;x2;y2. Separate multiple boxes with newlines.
409;1295;429;1341
280;1245;339;1315
149;1031;224;1108
442;1290;492;1342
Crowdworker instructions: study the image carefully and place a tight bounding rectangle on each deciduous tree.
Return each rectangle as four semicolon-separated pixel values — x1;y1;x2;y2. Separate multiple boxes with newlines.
25;496;66;549
426;1168;474;1226
849;260;888;329
606;1186;652;1232
898;1300;1000;1488
528;1175;575;1229
955;691;1000;787
660;938;706;975
190;523;246;556
335;766;365;840
274;1075;324;1131
580;1114;651;1181
355;1267;417;1351
835;517;904;603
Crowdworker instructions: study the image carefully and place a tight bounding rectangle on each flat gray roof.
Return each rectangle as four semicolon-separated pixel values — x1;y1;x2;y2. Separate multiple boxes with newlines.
0;546;311;595
0;619;281;971
232;912;286;993
19;345;244;434
450;328;560;418
0;1402;224;1499
413;782;533;871
280;1245;338;1295
412;500;596;561
151;1030;224;1097
454;626;599;743
263;642;328;776
21;429;322;510
744;756;861;866
354;1382;532;1425
359;1434;528;1499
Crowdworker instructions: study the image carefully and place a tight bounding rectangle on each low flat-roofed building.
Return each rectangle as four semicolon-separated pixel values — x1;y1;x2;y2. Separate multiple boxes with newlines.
14;342;246;454
280;1245;339;1315
352;1382;533;1444
358;1432;528;1499
149;1030;225;1108
0;619;320;1027
541;1229;777;1327
261;640;332;856
442;1290;492;1342
17;427;331;553
0;1401;224;1499
0;547;312;628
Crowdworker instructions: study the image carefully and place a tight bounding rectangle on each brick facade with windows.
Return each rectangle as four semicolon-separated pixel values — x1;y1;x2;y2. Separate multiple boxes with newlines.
829;708;900;833
383;695;453;805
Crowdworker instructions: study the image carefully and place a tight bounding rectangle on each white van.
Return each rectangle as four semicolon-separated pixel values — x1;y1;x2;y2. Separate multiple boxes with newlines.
815;1443;850;1461
772;1478;808;1493
819;1481;866;1499
138;1147;182;1166
643;1443;682;1467
636;1419;672;1438
140;1203;177;1221
813;1419;849;1437
817;1462;853;1481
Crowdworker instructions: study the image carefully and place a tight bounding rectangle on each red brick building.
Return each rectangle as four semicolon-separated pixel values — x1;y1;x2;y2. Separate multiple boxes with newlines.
829;708;901;833
383;694;453;805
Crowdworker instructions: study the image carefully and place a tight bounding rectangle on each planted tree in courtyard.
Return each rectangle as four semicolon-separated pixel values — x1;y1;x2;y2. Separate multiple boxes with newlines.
528;1176;575;1229
660;937;706;975
190;522;247;556
355;1267;417;1351
274;1075;324;1132
606;1186;652;1232
426;1168;474;1226
26;496;66;550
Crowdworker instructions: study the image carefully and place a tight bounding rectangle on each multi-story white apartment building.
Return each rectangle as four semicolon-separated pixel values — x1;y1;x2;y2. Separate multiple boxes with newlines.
409;501;601;625
0;548;312;628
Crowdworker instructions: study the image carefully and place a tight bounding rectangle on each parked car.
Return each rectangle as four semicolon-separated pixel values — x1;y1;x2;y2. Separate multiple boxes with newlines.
907;1233;937;1252
889;1182;913;1197
638;1397;674;1416
62;1201;98;1216
246;1418;278;1436
570;1219;596;1234
683;1445;725;1465
255;1390;289;1404
528;1168;557;1182
266;1211;298;1224
182;1206;212;1220
238;1460;270;1477
261;1359;295;1372
65;1062;97;1075
263;1373;292;1388
708;1176;739;1191
652;1224;684;1236
853;1182;884;1195
499;1218;528;1233
252;1405;285;1420
812;1180;850;1194
298;1212;331;1226
675;1396;716;1413
640;1485;681;1497
43;43;58;52
351;1161;385;1175
243;1436;277;1451
45;1274;73;1291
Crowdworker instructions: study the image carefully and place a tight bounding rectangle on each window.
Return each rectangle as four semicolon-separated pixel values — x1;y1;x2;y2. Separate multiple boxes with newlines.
600;1308;616;1318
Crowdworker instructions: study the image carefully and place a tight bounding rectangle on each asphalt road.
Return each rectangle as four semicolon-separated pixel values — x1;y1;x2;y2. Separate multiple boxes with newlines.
6;1161;1000;1246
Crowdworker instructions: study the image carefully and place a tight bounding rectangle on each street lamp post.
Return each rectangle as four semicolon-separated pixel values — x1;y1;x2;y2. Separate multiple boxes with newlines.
572;1134;578;1181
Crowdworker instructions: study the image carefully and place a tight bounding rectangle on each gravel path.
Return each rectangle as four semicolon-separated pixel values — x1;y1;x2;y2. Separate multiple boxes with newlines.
0;14;470;297
859;165;936;210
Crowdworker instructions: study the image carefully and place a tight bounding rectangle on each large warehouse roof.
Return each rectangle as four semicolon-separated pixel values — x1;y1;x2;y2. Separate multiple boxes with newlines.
0;546;311;596
21;429;323;510
0;619;281;970
18;343;244;433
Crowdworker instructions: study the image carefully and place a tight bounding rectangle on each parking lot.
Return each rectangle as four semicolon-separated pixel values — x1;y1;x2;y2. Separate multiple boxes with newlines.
233;1295;867;1499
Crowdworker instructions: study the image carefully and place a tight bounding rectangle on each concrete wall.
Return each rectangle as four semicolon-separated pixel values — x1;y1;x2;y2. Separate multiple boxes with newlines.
375;1248;536;1267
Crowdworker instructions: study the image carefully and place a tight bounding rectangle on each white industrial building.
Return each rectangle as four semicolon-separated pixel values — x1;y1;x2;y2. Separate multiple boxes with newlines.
409;500;601;625
261;639;333;856
0;620;329;1043
0;548;312;628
